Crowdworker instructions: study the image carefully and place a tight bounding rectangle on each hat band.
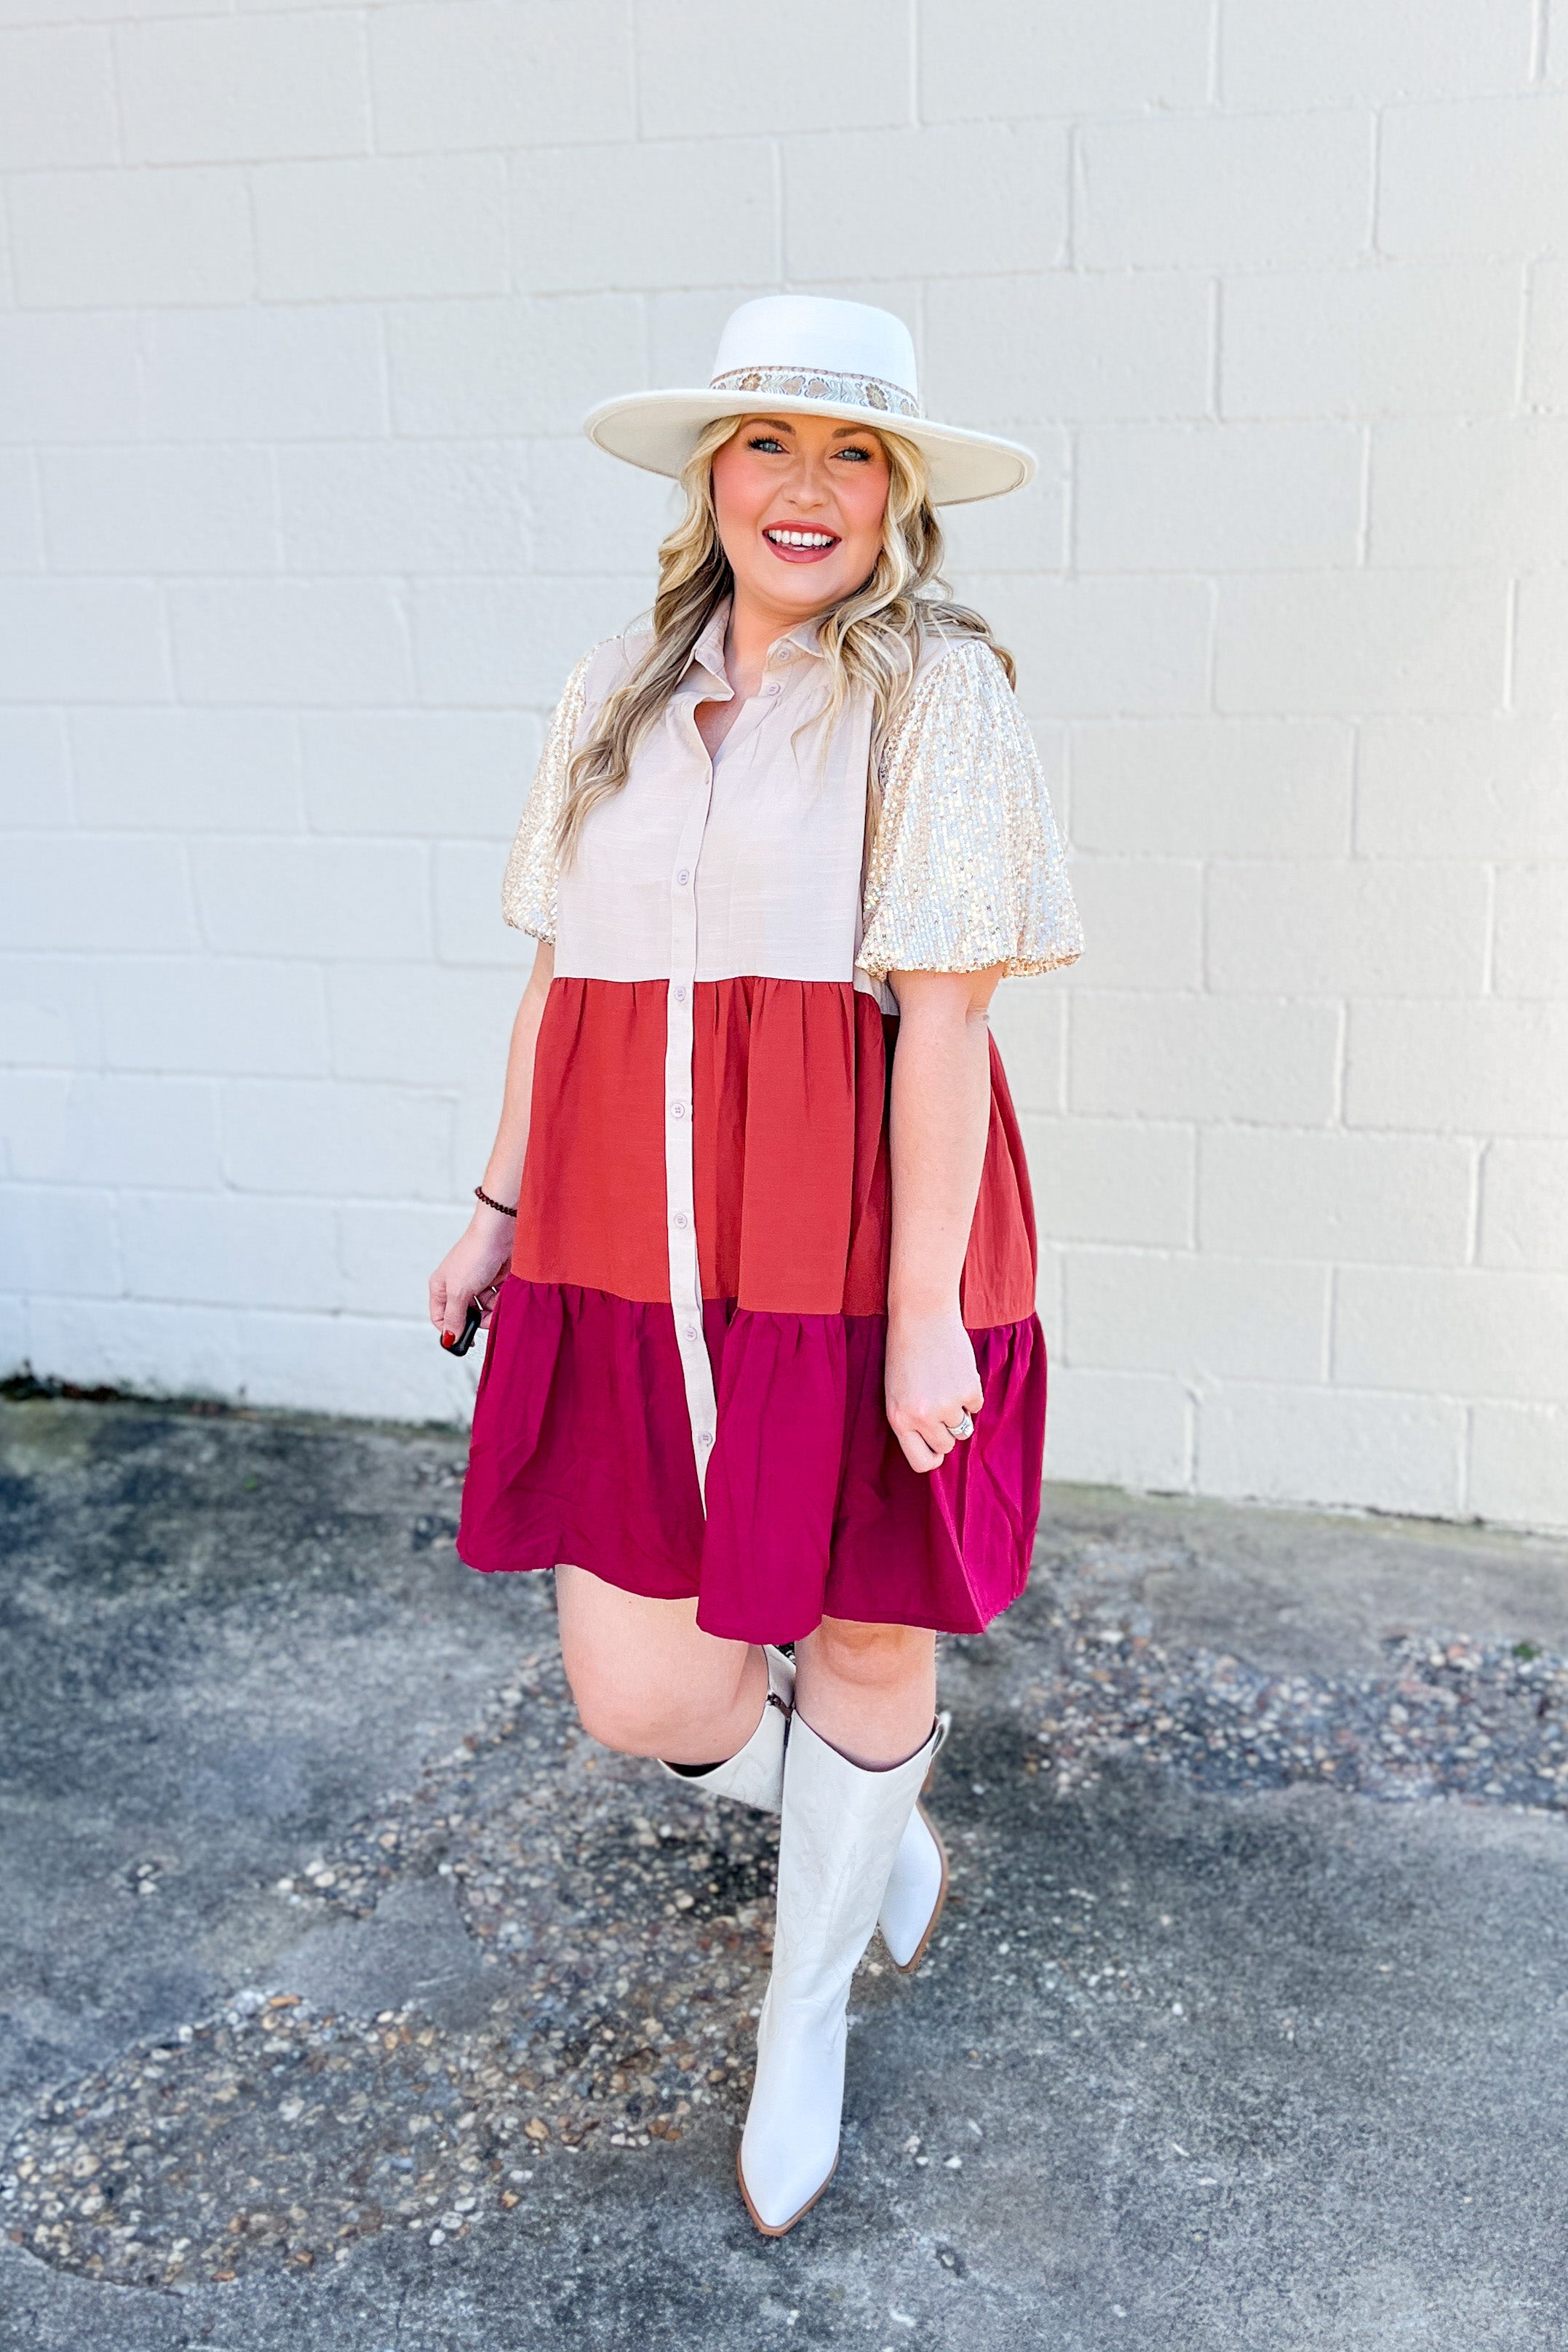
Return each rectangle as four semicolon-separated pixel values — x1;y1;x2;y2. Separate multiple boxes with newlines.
709;364;921;421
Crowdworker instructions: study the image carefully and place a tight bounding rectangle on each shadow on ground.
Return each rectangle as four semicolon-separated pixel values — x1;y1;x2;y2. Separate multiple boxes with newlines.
1;1396;1566;2350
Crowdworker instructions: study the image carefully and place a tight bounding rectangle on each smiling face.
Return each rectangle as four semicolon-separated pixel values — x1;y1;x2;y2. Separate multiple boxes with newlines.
708;410;893;632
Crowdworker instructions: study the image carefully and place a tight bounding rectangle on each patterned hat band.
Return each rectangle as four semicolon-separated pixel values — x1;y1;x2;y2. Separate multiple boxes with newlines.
709;365;922;421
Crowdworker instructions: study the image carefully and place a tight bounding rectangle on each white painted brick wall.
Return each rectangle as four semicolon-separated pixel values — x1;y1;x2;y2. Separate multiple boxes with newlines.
1;1;1566;1531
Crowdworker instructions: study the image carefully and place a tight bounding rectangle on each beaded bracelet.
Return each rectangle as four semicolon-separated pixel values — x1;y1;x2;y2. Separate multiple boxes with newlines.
474;1184;517;1217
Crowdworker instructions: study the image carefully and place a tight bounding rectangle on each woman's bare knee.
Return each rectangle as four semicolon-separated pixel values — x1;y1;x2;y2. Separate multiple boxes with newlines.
792;1618;936;1768
561;1630;704;1755
568;1674;669;1757
553;1564;763;1760
807;1616;934;1692
568;1656;760;1760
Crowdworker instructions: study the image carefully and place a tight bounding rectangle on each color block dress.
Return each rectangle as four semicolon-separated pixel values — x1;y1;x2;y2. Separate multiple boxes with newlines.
457;604;1083;1643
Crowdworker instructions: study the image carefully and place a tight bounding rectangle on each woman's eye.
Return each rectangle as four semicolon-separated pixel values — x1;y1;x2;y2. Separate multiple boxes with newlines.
747;435;786;454
833;445;872;463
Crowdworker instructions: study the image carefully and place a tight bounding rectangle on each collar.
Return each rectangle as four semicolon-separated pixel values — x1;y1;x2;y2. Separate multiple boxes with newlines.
683;600;828;694
687;599;731;688
777;615;827;662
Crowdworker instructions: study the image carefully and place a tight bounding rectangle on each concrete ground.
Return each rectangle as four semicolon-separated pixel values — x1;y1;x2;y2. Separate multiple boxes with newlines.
2;1393;1567;2351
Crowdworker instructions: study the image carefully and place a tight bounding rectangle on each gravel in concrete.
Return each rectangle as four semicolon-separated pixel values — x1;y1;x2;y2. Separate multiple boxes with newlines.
2;1396;1567;2350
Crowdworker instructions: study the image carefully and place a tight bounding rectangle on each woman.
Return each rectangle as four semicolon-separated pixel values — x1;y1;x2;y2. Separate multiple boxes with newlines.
429;296;1082;2236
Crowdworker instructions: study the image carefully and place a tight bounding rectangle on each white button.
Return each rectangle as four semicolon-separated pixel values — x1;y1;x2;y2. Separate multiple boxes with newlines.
763;680;781;695
672;1210;689;1230
669;1100;687;1119
697;1431;713;1448
683;1323;699;1341
675;868;691;887
674;984;688;1004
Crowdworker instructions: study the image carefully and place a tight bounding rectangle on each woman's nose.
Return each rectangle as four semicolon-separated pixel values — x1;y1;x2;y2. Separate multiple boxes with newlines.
785;464;831;509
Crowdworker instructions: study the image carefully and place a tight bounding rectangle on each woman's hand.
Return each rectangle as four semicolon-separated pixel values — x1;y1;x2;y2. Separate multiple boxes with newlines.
885;1305;984;1474
428;1204;516;1345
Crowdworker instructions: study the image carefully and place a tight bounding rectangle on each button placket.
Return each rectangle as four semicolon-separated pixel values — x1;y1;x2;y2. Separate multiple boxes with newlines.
664;771;719;1501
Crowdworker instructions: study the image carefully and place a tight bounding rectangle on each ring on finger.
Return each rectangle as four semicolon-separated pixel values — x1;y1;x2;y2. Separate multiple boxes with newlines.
946;1410;976;1441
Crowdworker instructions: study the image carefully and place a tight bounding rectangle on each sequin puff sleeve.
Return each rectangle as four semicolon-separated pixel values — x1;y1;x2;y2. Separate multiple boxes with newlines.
858;636;1083;983
499;649;594;941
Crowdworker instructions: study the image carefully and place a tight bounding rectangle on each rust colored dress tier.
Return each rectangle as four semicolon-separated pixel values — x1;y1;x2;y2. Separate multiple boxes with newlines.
457;604;1083;1642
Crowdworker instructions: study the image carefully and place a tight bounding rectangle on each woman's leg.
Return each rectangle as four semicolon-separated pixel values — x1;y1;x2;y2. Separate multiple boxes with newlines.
554;1563;768;1765
792;1616;936;1767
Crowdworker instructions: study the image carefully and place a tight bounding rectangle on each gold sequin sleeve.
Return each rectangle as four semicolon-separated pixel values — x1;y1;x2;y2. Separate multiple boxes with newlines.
858;637;1083;982
499;649;595;940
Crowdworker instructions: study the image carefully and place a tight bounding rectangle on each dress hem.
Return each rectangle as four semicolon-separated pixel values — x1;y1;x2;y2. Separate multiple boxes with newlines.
455;1541;1029;1644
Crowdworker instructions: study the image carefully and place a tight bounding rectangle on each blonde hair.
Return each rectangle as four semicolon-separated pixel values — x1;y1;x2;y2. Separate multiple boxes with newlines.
555;416;1014;859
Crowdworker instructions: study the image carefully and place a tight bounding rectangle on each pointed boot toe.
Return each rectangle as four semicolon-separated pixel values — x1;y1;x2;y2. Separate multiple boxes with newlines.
736;2144;838;2238
736;1995;844;2234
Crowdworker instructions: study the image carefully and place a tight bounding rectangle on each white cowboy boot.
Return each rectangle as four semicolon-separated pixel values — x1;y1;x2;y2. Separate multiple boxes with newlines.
738;1711;943;2236
658;1654;949;1973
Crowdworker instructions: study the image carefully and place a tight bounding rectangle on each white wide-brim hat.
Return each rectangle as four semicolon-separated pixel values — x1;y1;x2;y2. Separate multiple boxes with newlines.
584;295;1035;508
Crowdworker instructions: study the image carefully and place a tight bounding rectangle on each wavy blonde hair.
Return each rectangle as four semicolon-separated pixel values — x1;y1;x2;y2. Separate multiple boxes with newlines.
555;416;1014;859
